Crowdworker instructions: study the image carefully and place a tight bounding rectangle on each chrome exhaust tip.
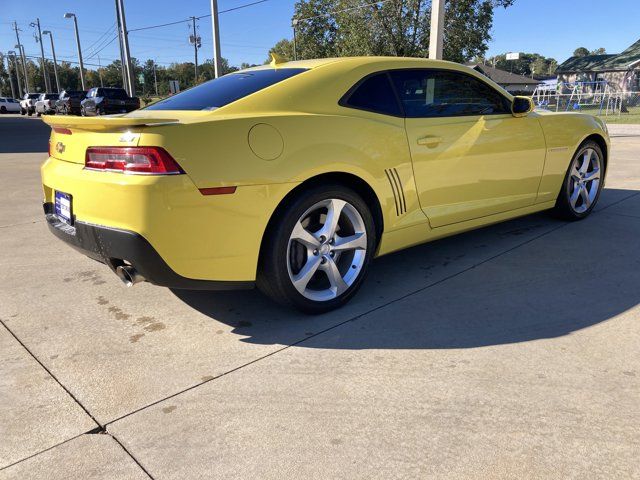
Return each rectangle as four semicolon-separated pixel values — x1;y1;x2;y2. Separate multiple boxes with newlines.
115;265;145;287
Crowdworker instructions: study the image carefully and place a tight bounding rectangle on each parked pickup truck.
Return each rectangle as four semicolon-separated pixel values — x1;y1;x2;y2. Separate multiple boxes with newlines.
80;87;140;116
55;89;87;115
35;93;60;116
20;93;41;116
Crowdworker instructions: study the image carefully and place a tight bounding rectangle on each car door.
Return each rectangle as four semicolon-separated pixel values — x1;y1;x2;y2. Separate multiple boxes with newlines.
390;69;546;227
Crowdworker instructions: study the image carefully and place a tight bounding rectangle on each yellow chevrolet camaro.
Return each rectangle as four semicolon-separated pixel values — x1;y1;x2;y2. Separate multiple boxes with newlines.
41;56;609;313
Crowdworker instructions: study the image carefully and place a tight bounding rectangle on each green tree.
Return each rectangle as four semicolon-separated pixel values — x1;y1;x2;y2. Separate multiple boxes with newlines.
590;47;606;55
487;52;557;77
573;47;590;57
272;0;515;63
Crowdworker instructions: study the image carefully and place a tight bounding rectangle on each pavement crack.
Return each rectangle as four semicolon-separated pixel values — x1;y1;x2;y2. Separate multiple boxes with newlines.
107;431;155;479
0;319;102;430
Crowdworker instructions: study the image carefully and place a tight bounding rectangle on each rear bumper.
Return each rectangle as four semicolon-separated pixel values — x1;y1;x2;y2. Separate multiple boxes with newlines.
44;202;253;290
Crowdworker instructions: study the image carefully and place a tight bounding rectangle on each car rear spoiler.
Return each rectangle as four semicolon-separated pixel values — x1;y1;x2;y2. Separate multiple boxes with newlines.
42;115;180;131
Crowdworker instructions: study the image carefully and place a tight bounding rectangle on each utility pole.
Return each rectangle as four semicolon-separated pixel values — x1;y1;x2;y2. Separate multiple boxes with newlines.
153;60;158;96
12;22;30;92
190;16;200;84
115;0;127;91
31;19;51;92
42;31;59;92
115;0;135;96
97;54;104;87
210;0;223;78
16;45;30;93
428;0;445;60
8;51;22;97
292;19;298;60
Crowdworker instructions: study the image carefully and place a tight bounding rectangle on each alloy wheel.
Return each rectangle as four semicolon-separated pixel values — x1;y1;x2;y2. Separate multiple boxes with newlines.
286;198;367;302
568;147;601;214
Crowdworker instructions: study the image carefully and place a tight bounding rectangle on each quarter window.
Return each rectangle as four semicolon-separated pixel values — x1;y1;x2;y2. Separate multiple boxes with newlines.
342;73;401;116
389;69;510;118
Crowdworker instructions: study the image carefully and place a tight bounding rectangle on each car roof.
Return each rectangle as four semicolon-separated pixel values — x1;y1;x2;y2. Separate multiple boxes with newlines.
243;56;460;72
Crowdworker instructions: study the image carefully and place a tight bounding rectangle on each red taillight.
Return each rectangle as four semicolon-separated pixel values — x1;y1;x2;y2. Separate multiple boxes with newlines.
85;147;184;175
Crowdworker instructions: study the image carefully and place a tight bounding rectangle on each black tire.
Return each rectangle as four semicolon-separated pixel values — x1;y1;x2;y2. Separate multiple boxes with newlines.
36;111;41;117
257;184;377;314
553;140;604;220
0;106;6;114
20;108;25;115
27;109;32;116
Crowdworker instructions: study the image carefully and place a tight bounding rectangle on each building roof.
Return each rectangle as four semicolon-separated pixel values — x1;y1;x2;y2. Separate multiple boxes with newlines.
466;63;541;85
556;39;640;73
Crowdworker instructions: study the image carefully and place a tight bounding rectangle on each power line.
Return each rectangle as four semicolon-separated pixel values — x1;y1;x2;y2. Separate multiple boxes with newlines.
84;23;117;53
296;0;393;23
85;35;118;60
127;0;272;33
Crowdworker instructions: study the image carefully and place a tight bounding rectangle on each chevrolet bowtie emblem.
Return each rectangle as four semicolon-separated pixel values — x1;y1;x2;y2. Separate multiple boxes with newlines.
56;142;65;154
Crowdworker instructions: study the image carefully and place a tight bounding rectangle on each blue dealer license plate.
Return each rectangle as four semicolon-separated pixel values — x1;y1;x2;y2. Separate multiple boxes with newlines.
55;191;73;225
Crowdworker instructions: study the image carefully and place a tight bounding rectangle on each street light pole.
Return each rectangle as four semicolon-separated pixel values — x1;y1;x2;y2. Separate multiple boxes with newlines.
42;31;60;92
292;19;298;61
428;0;445;60
64;13;85;90
8;51;22;97
115;0;135;96
210;0;223;78
12;22;30;92
4;54;17;98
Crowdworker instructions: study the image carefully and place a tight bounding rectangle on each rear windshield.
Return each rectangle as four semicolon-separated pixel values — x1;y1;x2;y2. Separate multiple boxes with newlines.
67;91;85;98
145;68;307;111
102;89;128;99
45;94;59;99
29;94;40;99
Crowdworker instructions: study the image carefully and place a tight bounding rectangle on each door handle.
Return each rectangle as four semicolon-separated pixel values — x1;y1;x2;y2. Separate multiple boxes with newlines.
417;135;443;147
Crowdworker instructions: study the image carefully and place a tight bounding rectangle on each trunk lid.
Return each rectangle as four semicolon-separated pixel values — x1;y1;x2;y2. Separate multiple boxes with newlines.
43;114;181;165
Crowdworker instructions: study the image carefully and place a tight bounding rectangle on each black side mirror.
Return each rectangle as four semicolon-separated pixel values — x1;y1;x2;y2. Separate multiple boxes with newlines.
512;96;533;117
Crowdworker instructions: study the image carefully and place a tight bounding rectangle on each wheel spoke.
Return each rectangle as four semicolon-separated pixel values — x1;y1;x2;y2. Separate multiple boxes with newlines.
291;221;320;249
322;257;349;296
583;168;600;183
332;232;367;252
569;185;581;208
579;150;592;174
570;165;581;181
318;199;346;239
579;185;592;208
291;255;321;294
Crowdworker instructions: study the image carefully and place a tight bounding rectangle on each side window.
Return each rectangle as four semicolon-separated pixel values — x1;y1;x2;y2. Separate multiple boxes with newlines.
342;73;401;116
389;69;510;118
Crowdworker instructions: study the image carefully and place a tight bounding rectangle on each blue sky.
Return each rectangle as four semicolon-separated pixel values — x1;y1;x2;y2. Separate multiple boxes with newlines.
2;0;639;69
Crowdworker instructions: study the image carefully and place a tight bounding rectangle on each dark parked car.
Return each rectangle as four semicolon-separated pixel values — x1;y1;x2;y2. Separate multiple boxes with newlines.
56;90;87;115
80;87;140;116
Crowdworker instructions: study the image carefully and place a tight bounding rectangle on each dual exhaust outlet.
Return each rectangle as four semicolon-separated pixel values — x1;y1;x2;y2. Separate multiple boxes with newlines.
115;265;145;287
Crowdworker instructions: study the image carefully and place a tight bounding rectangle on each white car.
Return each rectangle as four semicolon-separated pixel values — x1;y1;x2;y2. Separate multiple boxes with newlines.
35;93;59;116
0;97;21;114
20;93;41;116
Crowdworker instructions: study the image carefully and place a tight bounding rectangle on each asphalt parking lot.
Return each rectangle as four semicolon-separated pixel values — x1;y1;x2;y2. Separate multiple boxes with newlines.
1;114;639;479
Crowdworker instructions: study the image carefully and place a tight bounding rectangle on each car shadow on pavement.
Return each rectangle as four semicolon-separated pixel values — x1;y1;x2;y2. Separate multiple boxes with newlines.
0;116;50;153
172;188;640;350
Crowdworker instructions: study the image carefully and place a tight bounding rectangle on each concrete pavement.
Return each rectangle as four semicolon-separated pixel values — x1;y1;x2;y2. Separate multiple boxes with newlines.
0;115;638;478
